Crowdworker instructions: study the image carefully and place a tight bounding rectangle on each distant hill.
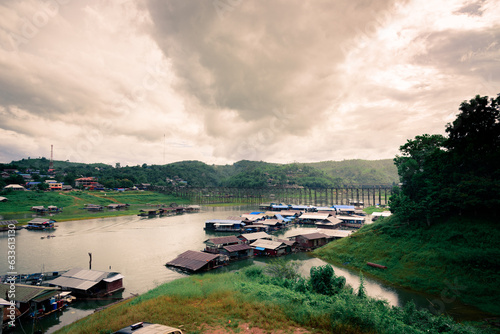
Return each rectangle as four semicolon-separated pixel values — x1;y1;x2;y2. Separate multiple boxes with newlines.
3;158;399;189
309;159;398;185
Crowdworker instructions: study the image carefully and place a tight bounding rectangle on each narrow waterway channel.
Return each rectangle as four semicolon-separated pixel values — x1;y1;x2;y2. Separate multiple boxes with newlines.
0;206;485;333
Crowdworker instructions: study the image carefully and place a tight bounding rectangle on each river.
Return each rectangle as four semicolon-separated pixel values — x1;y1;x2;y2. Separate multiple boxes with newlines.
0;206;484;333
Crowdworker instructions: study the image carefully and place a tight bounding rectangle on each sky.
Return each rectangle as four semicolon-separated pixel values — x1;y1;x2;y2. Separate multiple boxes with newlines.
0;0;498;167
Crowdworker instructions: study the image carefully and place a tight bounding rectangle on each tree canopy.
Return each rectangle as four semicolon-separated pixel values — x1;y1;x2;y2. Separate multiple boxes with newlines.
390;94;500;225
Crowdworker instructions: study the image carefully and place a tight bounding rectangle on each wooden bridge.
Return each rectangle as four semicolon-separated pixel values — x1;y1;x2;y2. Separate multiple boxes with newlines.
155;185;394;207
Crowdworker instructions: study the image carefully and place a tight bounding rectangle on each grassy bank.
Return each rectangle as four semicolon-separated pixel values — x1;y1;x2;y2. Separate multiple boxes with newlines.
314;215;500;316
54;264;492;334
0;190;190;223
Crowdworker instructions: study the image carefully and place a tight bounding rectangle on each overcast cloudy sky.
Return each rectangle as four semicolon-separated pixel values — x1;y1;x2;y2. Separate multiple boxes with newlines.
0;0;498;166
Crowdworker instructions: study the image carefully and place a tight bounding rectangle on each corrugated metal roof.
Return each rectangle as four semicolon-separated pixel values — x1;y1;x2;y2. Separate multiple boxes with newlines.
31;290;63;303
326;217;342;224
0;220;18;226
276;238;295;247
241;213;266;220
28;218;54;224
166;250;219;271
337;215;365;221
47;268;122;291
224;244;252;252
262;219;282;226
299;213;330;220
205;219;242;224
290;205;311;210
48;276;99;290
296;232;329;240
249;239;285;250
277;210;300;216
103;274;124;283
204;235;240;245
0;284;58;303
315;207;336;211
316;229;352;238
63;268;108;282
239;232;270;241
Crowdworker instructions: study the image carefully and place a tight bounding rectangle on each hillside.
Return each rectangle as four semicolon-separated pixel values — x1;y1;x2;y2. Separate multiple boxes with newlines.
314;215;500;316
2;158;398;189
310;159;399;185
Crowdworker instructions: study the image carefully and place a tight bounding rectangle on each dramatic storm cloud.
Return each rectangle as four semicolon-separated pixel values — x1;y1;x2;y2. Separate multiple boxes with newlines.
0;0;498;166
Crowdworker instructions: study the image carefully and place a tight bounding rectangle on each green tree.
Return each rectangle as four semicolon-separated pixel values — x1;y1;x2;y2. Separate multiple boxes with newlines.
309;265;345;295
264;259;301;280
444;94;500;216
391;134;447;225
357;272;366;298
390;94;500;224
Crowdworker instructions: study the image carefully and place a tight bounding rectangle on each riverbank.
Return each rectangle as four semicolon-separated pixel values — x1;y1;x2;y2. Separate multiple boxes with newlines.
313;215;500;318
54;264;494;334
0;190;190;224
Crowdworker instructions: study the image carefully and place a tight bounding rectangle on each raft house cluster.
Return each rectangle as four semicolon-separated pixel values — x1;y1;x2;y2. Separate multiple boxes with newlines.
166;203;390;273
137;204;201;217
0;268;124;328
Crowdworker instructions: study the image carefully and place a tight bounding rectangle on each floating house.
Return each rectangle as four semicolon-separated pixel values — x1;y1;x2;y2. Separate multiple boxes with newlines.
316;228;353;239
204;236;242;253
221;243;253;260
84;204;104;211
290;205;313;212
166;250;228;272
0;220;21;232
204;219;245;232
185;205;201;212
261;218;286;231
315;216;342;229
26;218;55;230
107;204;129;210
240;212;267;222
296;212;332;224
0;283;71;319
337;215;366;228
31;206;46;213
334;205;356;215
276;210;301;219
238;231;272;244
291;232;330;251
138;209;159;217
249;239;291;256
270;204;289;211
47;268;124;298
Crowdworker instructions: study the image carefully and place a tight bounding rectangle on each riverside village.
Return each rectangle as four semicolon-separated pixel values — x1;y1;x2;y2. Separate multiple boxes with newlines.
0;188;391;334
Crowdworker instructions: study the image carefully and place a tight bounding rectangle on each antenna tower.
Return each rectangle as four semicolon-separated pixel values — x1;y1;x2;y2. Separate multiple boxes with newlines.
49;144;54;171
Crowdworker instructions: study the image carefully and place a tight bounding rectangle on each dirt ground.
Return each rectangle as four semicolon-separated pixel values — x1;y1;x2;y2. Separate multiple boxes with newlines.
201;322;311;334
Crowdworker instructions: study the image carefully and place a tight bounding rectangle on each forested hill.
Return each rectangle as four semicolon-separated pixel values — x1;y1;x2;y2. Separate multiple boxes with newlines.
2;158;398;189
